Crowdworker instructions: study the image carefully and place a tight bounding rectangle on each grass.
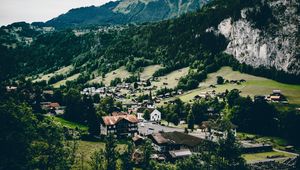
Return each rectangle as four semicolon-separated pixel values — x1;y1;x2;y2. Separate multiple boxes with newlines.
151;67;190;89
88;66;132;86
72;140;128;170
169;67;300;105
52;73;80;88
72;140;105;170
140;65;162;80
52;116;88;132
31;65;73;83
242;151;295;163
237;132;293;151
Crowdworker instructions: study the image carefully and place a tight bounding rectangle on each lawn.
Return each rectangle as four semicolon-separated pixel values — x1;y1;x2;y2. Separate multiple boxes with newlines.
169;67;300;105
72;140;128;170
51;116;88;132
242;151;296;163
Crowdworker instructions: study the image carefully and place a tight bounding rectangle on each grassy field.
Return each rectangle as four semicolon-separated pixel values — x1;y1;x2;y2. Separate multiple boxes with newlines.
72;140;128;170
140;65;162;80
152;67;190;89
88;66;133;86
169;67;300;105
51;116;88;132
32;65;73;83
242;150;296;163
52;73;80;88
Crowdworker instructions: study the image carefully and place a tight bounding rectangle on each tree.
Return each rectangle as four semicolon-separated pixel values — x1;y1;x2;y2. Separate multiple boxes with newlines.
217;76;224;84
87;101;100;136
133;82;138;89
143;109;151;120
89;149;106;170
142;139;153;169
0;101;76;169
64;88;84;122
191;100;207;124
110;77;122;87
187;111;195;130
226;89;241;107
120;141;134;170
215;130;246;170
146;79;151;86
105;135;117;170
97;96;115;115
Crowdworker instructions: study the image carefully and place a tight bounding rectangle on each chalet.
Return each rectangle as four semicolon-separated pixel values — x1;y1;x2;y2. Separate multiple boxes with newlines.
148;131;205;160
270;95;281;101
100;113;139;137
136;108;161;122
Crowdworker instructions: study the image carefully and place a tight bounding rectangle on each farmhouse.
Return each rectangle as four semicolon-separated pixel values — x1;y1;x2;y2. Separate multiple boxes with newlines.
136;108;161;122
149;131;204;153
100;113;139;137
148;131;205;160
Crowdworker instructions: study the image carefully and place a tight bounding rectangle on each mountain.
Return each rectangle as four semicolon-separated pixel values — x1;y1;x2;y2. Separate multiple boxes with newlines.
215;0;300;75
46;0;210;29
1;0;299;84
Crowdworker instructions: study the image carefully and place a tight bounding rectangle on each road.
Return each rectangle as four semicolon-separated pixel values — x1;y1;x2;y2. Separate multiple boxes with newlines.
138;122;207;139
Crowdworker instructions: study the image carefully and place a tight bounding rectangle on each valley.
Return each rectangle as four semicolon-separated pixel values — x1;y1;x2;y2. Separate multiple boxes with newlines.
1;0;300;169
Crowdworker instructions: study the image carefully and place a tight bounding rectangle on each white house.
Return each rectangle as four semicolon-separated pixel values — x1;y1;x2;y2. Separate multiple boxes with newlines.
137;108;161;122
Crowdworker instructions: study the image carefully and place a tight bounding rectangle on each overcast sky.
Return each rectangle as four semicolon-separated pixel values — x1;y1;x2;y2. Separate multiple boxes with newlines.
0;0;113;26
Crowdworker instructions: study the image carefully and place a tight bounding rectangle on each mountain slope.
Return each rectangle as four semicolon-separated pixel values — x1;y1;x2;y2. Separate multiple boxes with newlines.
46;0;210;29
1;0;300;84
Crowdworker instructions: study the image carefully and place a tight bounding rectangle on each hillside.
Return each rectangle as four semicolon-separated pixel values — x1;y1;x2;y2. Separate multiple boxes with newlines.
169;66;300;105
1;0;300;85
46;0;210;29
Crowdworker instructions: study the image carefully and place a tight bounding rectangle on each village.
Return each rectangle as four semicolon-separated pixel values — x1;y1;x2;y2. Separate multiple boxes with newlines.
5;74;299;169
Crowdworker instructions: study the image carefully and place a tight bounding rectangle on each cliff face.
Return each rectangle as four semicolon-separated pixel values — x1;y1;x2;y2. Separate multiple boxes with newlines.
217;0;300;75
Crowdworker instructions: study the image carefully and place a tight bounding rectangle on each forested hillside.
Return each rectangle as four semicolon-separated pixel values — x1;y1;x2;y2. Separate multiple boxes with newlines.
46;0;210;29
0;0;299;85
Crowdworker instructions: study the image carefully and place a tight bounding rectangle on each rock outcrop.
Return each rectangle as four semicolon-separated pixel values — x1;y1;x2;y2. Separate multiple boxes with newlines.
217;0;300;75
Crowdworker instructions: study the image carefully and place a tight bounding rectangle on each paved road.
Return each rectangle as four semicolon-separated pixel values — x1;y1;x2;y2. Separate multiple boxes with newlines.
138;122;184;135
138;122;207;139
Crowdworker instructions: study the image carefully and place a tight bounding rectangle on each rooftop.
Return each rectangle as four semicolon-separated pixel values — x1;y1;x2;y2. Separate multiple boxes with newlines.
102;114;138;126
150;131;204;147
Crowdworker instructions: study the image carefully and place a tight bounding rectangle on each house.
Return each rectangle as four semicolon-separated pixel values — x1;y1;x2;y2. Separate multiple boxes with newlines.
100;113;139;137
148;131;205;153
136;108;161;122
132;135;145;146
6;86;17;92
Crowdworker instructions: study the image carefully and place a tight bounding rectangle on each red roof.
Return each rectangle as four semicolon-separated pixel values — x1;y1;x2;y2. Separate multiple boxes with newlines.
102;114;138;126
49;102;60;108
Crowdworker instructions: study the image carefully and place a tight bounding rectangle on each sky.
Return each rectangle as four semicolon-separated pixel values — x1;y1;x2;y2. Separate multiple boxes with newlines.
0;0;113;26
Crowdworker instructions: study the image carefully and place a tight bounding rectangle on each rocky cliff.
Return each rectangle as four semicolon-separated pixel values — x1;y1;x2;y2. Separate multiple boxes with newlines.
217;0;300;75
